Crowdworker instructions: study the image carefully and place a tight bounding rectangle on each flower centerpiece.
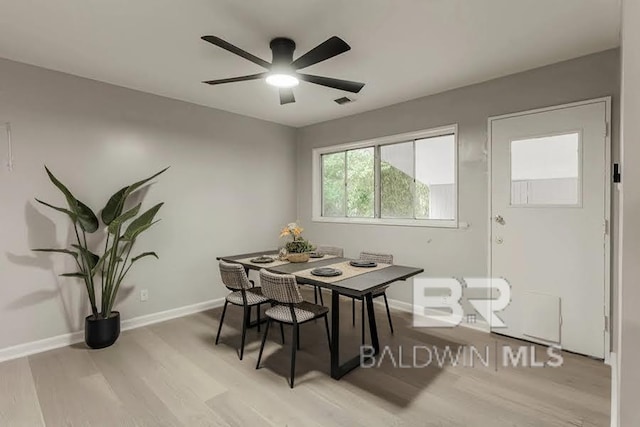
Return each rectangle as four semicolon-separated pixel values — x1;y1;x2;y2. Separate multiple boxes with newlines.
279;222;314;263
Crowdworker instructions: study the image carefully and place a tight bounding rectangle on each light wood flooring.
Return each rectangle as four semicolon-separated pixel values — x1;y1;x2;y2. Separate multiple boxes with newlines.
0;290;610;426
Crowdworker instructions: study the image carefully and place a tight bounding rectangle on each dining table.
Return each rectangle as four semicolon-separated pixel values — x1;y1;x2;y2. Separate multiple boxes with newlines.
217;250;424;380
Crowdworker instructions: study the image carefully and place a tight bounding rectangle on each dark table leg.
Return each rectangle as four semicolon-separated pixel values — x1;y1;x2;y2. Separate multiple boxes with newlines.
330;290;341;379
365;293;380;354
330;290;380;380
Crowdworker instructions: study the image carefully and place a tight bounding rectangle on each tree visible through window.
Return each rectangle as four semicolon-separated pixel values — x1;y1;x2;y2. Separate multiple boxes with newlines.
320;133;456;223
322;148;375;217
321;152;345;217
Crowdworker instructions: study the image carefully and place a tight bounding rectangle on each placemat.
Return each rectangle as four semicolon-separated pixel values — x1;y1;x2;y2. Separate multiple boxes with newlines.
295;260;392;283
234;255;289;267
234;254;336;268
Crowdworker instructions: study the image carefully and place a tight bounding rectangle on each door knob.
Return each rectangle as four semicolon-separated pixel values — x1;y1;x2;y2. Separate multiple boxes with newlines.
495;215;505;225
496;236;504;244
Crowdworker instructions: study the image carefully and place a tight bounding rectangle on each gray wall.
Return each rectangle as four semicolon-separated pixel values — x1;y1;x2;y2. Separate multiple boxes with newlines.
618;0;640;424
296;49;620;321
0;48;622;357
0;58;297;351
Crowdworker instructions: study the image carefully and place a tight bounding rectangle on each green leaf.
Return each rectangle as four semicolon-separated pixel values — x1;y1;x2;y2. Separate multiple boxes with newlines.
76;200;99;233
32;248;78;259
35;199;77;222
60;272;85;278
107;203;141;234
44;166;78;214
123;203;164;240
122;219;160;242
91;255;106;276
101;167;169;225
124;167;169;199
101;187;127;226
43;167;98;233
131;252;158;263
71;244;99;270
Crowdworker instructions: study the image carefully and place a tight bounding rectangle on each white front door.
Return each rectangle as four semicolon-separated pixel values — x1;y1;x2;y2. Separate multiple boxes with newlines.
490;99;610;359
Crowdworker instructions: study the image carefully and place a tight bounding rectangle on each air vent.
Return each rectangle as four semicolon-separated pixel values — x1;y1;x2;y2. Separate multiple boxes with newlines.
334;96;353;105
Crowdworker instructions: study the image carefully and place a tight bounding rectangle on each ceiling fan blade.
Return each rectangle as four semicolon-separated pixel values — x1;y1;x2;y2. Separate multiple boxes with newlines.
279;88;295;105
291;36;351;70
297;73;365;93
203;73;267;85
201;36;271;69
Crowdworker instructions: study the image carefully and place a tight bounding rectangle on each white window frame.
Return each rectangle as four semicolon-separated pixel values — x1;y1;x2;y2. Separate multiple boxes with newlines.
312;124;458;228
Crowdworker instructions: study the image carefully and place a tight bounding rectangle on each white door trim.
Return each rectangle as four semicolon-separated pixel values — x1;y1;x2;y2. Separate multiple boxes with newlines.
487;97;612;363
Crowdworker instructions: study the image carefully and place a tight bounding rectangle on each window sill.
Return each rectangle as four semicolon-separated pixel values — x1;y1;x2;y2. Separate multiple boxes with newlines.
311;216;459;229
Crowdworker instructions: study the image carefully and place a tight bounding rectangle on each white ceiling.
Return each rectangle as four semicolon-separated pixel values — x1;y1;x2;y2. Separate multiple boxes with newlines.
0;0;621;127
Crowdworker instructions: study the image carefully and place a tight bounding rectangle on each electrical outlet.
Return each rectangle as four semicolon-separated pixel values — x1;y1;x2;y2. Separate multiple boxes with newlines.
140;289;149;302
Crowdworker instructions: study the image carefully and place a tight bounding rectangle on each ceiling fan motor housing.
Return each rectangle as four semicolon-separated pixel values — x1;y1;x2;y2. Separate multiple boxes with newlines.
269;38;296;69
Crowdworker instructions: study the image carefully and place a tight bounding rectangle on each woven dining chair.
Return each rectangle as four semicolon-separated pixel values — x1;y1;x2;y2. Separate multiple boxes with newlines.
351;252;395;345
256;269;331;388
216;261;270;360
315;246;344;257
309;246;345;305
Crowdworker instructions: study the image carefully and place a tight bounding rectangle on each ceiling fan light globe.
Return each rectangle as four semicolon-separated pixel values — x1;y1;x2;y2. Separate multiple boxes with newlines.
266;73;299;88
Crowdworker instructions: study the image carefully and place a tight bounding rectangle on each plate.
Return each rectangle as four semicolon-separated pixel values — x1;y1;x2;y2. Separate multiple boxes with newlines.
250;256;275;264
309;252;325;258
349;260;378;268
311;267;343;277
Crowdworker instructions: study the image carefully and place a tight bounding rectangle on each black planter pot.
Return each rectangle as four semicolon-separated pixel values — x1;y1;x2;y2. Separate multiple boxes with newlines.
85;312;120;349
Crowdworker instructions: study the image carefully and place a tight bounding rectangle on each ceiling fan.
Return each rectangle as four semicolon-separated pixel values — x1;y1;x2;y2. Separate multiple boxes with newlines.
201;35;365;105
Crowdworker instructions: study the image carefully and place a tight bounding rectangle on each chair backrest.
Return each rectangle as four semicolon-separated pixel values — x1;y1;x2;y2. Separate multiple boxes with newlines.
315;245;344;257
219;261;252;290
359;251;393;264
259;269;303;304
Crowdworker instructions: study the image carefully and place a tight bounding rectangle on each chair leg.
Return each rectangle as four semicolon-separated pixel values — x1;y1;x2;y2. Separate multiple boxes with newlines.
256;304;261;332
215;301;228;345
323;315;331;351
240;305;249;360
352;298;356;326
361;300;365;347
256;318;271;369
297;326;300;350
383;293;394;334
313;288;319;323
290;323;299;388
319;288;324;306
280;323;285;344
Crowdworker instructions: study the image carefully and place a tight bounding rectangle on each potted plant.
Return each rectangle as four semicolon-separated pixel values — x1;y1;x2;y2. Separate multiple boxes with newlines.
279;222;314;263
32;166;168;349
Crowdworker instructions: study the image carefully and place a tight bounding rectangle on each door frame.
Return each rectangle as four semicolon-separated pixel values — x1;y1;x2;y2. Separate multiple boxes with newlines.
487;97;612;363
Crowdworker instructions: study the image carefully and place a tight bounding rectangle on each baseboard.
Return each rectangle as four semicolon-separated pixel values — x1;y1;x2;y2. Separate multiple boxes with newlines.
0;298;224;364
382;297;490;333
382;297;414;314
0;330;86;365
120;298;224;331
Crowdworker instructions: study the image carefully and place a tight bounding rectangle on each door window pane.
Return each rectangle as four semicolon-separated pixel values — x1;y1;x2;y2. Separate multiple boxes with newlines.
346;147;375;217
322;152;346;216
510;133;580;206
381;141;414;218
415;135;456;219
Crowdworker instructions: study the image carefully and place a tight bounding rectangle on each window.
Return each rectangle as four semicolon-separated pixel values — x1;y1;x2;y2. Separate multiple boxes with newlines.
314;126;458;227
321;148;375;217
510;132;581;206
